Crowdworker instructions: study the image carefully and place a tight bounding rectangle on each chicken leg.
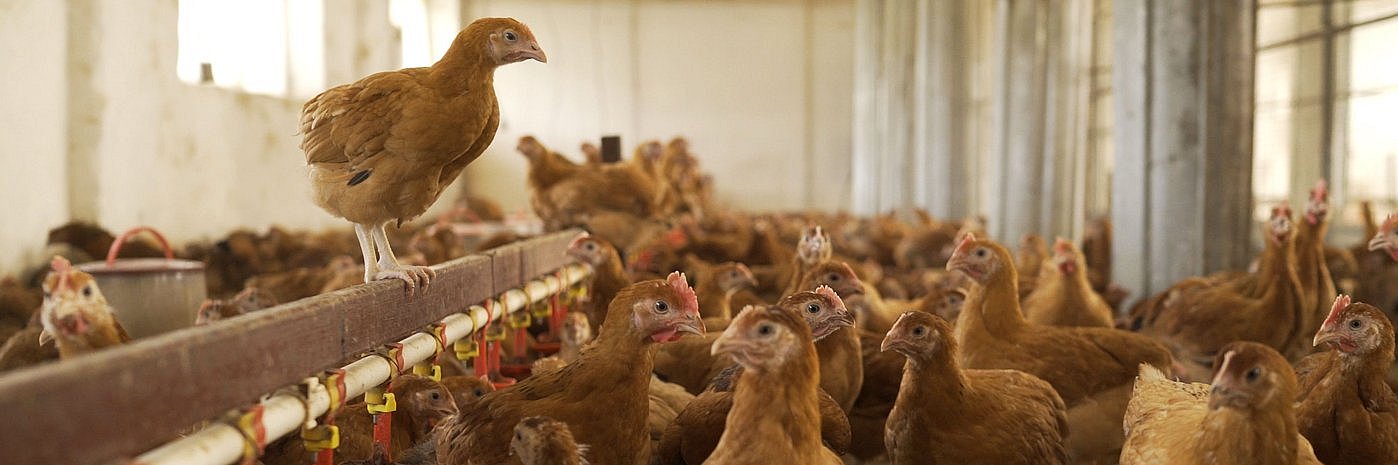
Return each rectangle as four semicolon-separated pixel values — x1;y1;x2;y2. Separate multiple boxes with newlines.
352;221;436;295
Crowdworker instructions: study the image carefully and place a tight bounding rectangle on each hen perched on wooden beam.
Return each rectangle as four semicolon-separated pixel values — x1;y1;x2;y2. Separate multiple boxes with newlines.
299;17;545;294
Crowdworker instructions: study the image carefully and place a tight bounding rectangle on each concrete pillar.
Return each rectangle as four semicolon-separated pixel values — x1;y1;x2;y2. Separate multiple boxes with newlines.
1112;0;1256;301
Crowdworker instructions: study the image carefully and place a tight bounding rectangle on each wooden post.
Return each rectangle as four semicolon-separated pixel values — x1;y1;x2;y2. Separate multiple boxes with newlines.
1112;0;1256;303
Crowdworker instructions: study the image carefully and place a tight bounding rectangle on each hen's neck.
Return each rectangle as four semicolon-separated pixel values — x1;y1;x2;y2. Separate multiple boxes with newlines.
717;345;825;458
1303;346;1396;411
56;319;126;359
956;266;1028;346
588;254;630;322
900;352;968;412
572;319;658;396
427;39;496;94
537;439;586;465
1294;219;1335;309
1199;407;1300;465
694;276;727;318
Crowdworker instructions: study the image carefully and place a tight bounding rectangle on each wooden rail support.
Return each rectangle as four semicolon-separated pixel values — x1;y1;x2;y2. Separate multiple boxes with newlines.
0;230;585;465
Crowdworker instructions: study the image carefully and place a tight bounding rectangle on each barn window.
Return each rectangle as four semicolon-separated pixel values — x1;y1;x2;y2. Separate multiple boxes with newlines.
176;0;325;98
1254;0;1398;239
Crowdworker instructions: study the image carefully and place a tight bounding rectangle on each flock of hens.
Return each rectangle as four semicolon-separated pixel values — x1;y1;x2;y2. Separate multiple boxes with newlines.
0;16;1397;465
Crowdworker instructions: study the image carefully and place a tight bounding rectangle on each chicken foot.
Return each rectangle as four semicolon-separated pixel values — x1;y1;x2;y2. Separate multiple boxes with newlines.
352;221;436;295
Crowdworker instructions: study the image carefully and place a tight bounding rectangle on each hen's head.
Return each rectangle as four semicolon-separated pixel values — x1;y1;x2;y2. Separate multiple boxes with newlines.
39;256;117;346
517;136;547;160
924;288;968;323
1206;342;1296;413
777;286;855;341
1369;213;1398;261
463;17;546;65
194;299;236;326
797;261;865;298
1312;295;1394;359
881;311;955;362
797;226;833;265
714;262;758;293
511;416;584;464
946;234;1012;284
1304;179;1330;225
711;303;812;374
560;312;593;347
389;375;457;430
608;272;703;344
232;286;279;313
440;375;495;412
1265;203;1294;245
566;232;616;268
1049;237;1083;277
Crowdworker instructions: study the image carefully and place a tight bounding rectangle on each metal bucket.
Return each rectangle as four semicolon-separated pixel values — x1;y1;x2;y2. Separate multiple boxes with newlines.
76;227;207;339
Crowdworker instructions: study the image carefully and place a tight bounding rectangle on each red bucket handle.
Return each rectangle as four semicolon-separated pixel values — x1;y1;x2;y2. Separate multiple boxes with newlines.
106;226;175;265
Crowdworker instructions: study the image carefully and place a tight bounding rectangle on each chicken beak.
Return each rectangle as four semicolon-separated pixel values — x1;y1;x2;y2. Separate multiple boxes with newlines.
527;42;547;63
1312;327;1342;349
829;309;855;330
1315;295;1350;348
879;333;901;353
1370;234;1390;252
710;331;752;357
675;321;705;337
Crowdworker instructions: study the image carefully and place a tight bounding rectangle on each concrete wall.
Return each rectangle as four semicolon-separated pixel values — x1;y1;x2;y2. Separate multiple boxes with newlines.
464;0;856;212
0;0;70;275
0;0;855;275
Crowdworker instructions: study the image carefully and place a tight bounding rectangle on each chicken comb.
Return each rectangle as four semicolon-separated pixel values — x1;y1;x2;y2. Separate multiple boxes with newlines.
735;263;755;281
666;272;699;315
1309;179;1328;202
50;255;73;293
631;250;656;272
839;262;862;283
813;285;845;310
567;232;592;251
663;228;688;248
951;233;978;260
1211;350;1237;386
1052;237;1073;255
1383;213;1397;233
1321;294;1353;330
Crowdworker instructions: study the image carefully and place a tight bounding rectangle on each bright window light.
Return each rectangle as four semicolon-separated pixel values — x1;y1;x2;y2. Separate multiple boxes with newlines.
177;0;323;98
391;0;433;68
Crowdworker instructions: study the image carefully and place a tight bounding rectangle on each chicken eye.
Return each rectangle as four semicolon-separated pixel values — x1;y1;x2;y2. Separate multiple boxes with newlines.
430;391;440;400
1245;367;1262;382
912;326;926;337
504;31;518;41
757;324;775;336
82;285;93;297
473;388;485;396
827;273;841;282
974;248;988;258
654;300;669;313
515;431;523;440
585;243;597;251
948;295;962;304
806;303;820;314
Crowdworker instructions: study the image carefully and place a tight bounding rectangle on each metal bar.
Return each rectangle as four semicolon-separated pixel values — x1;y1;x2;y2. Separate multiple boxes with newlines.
132;264;589;465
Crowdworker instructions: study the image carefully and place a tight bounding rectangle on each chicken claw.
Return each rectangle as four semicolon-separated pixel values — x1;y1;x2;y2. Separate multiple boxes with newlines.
376;265;436;296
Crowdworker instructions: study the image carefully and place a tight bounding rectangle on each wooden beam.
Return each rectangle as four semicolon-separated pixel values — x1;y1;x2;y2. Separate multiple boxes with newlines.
0;230;581;465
